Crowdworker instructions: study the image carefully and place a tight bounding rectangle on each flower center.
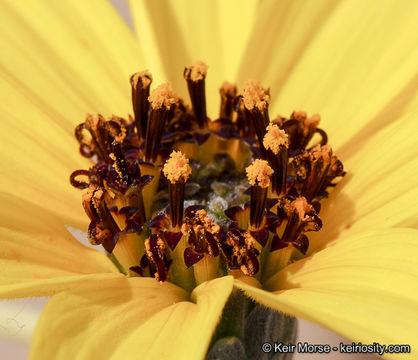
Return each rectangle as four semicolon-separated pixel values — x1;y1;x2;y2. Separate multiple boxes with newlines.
70;61;345;288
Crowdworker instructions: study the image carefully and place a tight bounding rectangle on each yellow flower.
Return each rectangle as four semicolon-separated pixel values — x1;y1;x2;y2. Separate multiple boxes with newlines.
1;1;418;359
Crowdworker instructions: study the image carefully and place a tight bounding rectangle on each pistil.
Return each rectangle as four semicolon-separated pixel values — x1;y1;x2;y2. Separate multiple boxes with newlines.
219;82;237;121
242;80;270;151
246;159;274;229
263;123;289;195
130;70;152;139
162;151;192;228
144;82;178;162
184;61;208;129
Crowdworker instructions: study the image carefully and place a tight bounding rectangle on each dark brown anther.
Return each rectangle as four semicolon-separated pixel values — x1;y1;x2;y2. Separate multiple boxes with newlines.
263;123;289;195
130;71;152;139
106;116;128;144
272;197;322;254
144;234;168;282
181;207;221;267
84;114;113;163
144;83;178;162
242;80;270;150
109;142;130;186
222;225;260;276
235;96;255;138
70;169;90;189
82;185;121;252
162;151;192;228
246;159;274;228
293;144;344;202
281;112;328;151
219;82;237;121
184;61;208;129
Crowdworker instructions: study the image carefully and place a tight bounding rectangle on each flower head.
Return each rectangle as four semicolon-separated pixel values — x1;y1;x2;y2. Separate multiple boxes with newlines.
1;1;418;360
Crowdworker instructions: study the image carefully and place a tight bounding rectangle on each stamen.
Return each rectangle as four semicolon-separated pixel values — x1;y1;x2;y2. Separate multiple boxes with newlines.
219;82;237;121
263;123;289;195
292;144;343;202
271;196;322;254
82;185;120;252
184;61;208;129
222;225;260;276
144;83;178;162
106;116;128;144
162;151;192;228
282;111;328;151
79;114;112;162
242;80;270;112
246;159;274;228
130;70;152;139
181;208;221;266
235;96;255;138
108;141;149;227
144;234;168;282
242;80;270;151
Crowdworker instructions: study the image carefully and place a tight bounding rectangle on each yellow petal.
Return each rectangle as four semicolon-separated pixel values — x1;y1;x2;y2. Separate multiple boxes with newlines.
30;276;233;360
236;228;418;359
0;194;118;299
264;0;418;146
308;111;418;253
0;83;89;228
0;0;145;118
129;0;257;116
237;0;337;91
0;0;146;227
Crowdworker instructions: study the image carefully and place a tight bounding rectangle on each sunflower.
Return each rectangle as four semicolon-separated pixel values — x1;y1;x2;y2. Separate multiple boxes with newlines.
1;1;418;360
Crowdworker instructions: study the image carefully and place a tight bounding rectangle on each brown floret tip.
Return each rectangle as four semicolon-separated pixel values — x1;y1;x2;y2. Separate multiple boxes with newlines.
132;70;152;89
184;61;208;82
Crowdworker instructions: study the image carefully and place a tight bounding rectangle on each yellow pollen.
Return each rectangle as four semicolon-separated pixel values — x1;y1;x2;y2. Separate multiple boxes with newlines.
263;123;289;154
109;153;124;179
163;151;192;184
242;80;270;111
292;197;312;219
244;232;255;248
132;70;152;89
245;159;274;188
184;61;208;82
148;82;178;110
